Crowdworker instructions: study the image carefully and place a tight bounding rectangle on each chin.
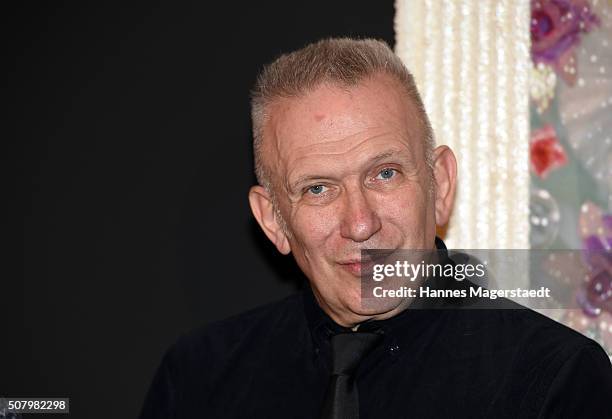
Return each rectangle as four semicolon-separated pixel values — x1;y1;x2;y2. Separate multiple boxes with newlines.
349;296;404;318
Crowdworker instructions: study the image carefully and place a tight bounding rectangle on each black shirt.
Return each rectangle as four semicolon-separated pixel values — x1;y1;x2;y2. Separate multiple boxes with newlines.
140;279;612;418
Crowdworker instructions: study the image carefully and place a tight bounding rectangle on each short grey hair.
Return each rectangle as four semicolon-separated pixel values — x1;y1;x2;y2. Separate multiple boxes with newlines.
250;37;435;193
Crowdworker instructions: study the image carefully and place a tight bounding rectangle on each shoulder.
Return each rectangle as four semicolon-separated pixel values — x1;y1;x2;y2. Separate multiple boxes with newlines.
455;302;602;353
501;307;610;373
508;309;612;416
437;298;608;371
496;305;599;351
140;292;308;417
446;285;603;357
168;291;307;368
466;305;610;384
437;304;611;415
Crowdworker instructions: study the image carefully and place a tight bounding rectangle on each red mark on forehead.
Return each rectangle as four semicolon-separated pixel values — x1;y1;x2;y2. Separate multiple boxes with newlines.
314;113;325;122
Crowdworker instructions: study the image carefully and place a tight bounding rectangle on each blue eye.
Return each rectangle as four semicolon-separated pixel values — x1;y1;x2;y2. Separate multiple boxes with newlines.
377;168;396;180
308;185;326;195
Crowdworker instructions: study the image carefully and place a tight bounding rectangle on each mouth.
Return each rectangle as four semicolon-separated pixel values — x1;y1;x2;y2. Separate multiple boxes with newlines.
338;253;391;277
338;261;368;277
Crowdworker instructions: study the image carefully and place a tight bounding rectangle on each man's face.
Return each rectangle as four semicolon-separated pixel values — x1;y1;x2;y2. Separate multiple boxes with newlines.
251;73;455;326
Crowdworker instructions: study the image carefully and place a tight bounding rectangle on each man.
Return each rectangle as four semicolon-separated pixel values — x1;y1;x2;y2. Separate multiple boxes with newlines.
140;38;612;418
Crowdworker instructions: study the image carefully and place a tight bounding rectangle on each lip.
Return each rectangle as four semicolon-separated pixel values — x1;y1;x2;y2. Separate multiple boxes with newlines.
338;255;387;277
338;261;366;277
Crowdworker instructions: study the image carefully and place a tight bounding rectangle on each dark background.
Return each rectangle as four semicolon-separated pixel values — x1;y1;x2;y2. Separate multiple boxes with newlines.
4;1;394;418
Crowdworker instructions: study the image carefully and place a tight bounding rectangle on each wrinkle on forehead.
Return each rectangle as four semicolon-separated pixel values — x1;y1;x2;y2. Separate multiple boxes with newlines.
260;74;427;193
284;126;401;156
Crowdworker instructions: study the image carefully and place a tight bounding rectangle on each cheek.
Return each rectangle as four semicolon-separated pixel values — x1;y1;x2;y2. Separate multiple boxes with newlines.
290;204;339;248
383;183;426;212
378;187;431;233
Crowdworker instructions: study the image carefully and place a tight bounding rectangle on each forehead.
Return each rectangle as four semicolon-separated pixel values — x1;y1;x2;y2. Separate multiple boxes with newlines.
261;73;425;180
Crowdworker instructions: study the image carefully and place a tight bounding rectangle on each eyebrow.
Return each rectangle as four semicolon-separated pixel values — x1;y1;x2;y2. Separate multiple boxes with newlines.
288;148;404;192
370;149;400;162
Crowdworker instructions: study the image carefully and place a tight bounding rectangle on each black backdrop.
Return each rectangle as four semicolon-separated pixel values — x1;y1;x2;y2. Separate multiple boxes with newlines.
5;2;394;418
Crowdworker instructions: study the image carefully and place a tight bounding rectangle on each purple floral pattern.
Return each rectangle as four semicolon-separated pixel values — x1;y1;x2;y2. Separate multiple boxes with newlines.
531;0;600;84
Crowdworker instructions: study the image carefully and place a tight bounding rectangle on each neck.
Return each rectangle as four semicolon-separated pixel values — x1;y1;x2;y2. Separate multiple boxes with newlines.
311;287;414;328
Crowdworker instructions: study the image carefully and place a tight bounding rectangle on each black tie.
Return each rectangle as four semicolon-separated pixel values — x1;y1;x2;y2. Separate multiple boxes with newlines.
320;332;382;419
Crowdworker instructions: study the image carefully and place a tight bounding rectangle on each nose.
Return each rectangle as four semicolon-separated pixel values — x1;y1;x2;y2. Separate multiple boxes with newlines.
339;185;382;243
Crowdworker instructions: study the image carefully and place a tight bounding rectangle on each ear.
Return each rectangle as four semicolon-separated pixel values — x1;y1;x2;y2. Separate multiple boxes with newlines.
432;145;457;227
248;185;291;255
